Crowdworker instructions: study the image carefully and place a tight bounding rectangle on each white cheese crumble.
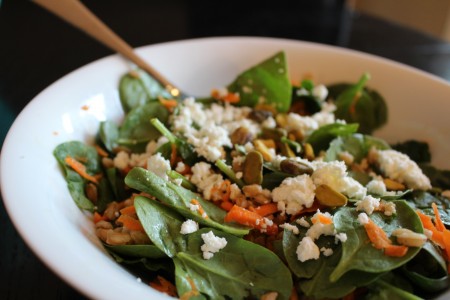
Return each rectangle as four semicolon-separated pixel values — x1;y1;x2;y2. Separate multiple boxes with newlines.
175;161;186;173
355;195;380;215
311;160;367;200
296;217;311;228
312;84;328;102
366;177;387;195
374;149;431;190
296;236;320;262
147;153;171;181
320;247;334;257
358;212;370;225
180;220;199;234
272;174;316;215
381;200;397;216
306;222;336;240
280;223;300;234
335;232;348;244
190;162;224;200
200;231;227;260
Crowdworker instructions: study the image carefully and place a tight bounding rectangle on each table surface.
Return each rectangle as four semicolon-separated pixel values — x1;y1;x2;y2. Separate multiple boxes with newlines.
1;0;450;299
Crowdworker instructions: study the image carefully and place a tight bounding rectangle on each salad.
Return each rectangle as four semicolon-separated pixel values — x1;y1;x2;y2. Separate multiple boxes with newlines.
54;51;450;299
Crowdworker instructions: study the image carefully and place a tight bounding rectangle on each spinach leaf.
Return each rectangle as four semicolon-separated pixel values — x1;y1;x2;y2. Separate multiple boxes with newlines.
261;170;293;190
108;250;174;274
306;123;359;153
125;168;249;236
283;219;380;299
330;201;423;281
105;167;129;201
134;196;187;257
402;242;449;293
104;244;167;259
325;133;390;163
392;140;431;164
54;141;103;211
118;102;169;153
98;120;119;152
333;73;388;134
227;51;292;112
174;228;293;300
119;69;170;112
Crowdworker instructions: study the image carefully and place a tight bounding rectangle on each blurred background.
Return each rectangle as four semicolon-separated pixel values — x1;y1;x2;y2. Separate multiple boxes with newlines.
1;0;450;298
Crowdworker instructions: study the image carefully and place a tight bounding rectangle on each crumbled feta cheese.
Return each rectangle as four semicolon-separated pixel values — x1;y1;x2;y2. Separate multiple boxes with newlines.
335;232;348;244
374;149;431;190
147;153;171;181
190;162;224;200
236;172;243;179
381;200;396;216
306;222;336;240
261;116;277;129
297;237;320;262
320;247;334;257
189;203;200;212
272;174;316;215
296;217;310;228
113;151;129;170
366;177;387;195
180;220;199;234
201;231;227;260
310;210;332;224
175;161;186;173
311;160;367;200
338;151;354;165
280;223;300;234
312;84;328;102
358;212;370;225
355;195;381;215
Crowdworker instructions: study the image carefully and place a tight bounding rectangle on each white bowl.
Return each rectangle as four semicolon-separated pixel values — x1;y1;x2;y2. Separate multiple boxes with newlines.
2;37;450;299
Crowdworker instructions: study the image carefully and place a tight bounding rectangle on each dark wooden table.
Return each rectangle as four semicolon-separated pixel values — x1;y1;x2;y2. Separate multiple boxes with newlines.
1;0;450;298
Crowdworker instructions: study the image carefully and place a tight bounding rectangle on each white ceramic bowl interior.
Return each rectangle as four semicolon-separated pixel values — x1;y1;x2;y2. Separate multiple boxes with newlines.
2;37;450;299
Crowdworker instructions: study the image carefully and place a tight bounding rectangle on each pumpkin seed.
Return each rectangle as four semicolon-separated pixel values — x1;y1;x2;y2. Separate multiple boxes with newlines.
280;159;313;175
254;140;274;161
315;184;348;207
303;143;315;160
243;151;264;185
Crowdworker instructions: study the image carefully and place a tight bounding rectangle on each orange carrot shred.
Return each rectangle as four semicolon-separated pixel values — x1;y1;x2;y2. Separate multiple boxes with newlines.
442;229;450;259
158;97;178;111
179;276;199;300
220;201;233;211
119;205;136;216
253;203;278;217
364;219;391;249
384;245;409;257
190;199;208;219
417;210;445;248
65;156;99;184
432;203;446;231
224;205;278;235
311;213;333;225
116;214;145;232
223;92;240;103
93;212;108;224
95;145;109;157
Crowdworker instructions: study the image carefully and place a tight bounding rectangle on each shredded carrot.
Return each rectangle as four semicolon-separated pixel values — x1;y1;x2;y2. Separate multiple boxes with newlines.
224;205;278;235
253;203;279;217
432;203;446;231
363;218;408;257
119;205;136;216
65;156;99;184
364;219;391;249
116;214;145;232
94;145;109;157
93;212;108;224
442;229;450;259
384;244;409;257
223;92;240;103
417;210;445;248
311;213;333;225
149;276;177;297
220;201;234;211
158;97;178;111
190;199;208;219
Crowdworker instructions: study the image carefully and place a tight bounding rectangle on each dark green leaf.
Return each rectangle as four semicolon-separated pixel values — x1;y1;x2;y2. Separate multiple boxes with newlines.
54;141;103;211
174;228;293;300
119;69;170;112
406;191;450;226
105;244;167;259
392;140;431;164
125;168;249;236
98;120;119;152
228;51;292;112
306;123;359;152
134;196;187;257
420;164;450;190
